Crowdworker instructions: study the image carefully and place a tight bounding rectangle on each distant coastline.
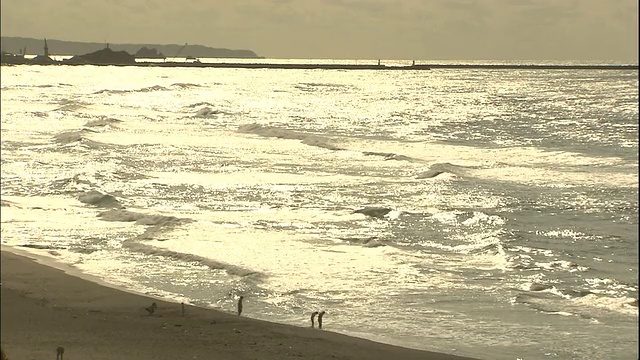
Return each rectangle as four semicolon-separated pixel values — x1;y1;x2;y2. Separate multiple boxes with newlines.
0;37;262;58
1;37;637;71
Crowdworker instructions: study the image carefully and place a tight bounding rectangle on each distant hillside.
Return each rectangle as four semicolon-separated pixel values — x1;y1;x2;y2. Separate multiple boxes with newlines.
0;37;262;58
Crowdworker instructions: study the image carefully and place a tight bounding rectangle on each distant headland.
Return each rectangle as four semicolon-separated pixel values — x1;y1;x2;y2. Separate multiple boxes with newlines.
0;37;261;59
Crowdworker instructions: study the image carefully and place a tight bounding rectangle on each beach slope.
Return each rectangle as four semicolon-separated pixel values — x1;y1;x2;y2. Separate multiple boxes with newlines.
1;250;479;360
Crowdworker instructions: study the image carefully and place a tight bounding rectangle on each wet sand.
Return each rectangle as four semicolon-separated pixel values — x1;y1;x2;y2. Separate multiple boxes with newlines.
0;249;480;360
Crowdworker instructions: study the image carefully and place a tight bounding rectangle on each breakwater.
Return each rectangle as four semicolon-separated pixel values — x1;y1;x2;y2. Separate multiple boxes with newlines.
149;63;638;70
1;60;638;70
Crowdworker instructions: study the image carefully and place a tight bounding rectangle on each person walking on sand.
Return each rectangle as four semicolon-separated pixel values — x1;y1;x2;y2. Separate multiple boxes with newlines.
237;296;244;316
56;345;65;360
310;311;319;328
318;310;326;329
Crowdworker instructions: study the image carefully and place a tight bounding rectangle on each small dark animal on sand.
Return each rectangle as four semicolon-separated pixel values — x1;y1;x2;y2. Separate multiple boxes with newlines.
310;311;319;328
237;296;244;316
146;302;158;315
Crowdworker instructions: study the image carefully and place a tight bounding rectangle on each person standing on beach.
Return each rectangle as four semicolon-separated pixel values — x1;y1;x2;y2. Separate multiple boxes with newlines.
310;311;319;328
237;296;244;316
318;310;326;329
56;345;65;360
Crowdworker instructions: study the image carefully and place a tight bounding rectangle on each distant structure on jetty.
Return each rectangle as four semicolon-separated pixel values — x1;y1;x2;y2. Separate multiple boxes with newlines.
30;38;56;64
64;46;137;65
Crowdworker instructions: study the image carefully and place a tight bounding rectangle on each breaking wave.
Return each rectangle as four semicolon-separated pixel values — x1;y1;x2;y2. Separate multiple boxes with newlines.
171;83;201;89
415;162;470;179
122;241;263;278
294;82;355;92
515;291;638;317
78;190;123;208
238;123;342;150
352;207;393;218
96;209;194;241
96;209;184;226
195;107;224;117
363;151;413;162
187;102;217;108
54;100;87;112
339;236;388;248
84;117;123;128
53;130;108;150
93;83;201;95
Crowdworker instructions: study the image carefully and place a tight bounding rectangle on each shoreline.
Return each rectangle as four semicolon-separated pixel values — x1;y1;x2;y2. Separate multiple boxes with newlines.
1;61;638;70
0;248;480;360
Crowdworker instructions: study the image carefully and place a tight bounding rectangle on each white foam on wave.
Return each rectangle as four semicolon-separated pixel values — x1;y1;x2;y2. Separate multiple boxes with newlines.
573;294;638;316
140;209;465;297
510;245;555;257
142;170;367;189
539;261;588;273
0;195;136;248
461;211;505;227
542;228;588;239
151;223;389;293
335;138;637;188
429;209;505;227
421;232;513;272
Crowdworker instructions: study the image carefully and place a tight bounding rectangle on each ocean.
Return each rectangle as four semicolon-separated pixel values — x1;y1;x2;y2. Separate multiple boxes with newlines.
1;60;637;360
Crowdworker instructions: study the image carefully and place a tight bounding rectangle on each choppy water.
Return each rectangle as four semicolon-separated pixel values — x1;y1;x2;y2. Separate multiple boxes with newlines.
1;61;638;360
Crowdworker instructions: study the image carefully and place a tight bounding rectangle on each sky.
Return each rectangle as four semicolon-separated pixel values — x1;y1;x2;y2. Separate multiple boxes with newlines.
1;0;638;61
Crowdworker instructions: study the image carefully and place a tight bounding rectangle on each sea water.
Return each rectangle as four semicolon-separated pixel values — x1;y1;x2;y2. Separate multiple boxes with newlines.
1;60;637;360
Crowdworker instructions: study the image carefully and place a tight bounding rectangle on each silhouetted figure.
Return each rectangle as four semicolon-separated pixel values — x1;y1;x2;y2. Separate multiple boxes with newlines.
56;345;65;360
145;302;157;315
318;310;326;329
377;59;381;66
310;311;319;328
181;302;185;316
412;60;415;66
237;296;244;316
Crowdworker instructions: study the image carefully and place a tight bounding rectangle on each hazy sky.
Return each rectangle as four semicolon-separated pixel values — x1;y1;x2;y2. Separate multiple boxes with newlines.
1;0;638;60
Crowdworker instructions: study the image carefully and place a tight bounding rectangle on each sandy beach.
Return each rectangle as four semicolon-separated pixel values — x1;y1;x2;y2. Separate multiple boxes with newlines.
1;249;479;360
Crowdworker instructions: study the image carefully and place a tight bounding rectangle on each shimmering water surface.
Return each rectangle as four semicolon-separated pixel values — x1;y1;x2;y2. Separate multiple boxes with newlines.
1;61;638;360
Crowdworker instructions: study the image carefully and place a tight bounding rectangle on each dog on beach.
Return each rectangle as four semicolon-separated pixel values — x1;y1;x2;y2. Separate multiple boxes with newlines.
310;311;319;328
145;302;158;315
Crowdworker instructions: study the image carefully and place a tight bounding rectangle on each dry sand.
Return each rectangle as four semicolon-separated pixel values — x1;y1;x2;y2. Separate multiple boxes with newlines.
1;249;480;360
